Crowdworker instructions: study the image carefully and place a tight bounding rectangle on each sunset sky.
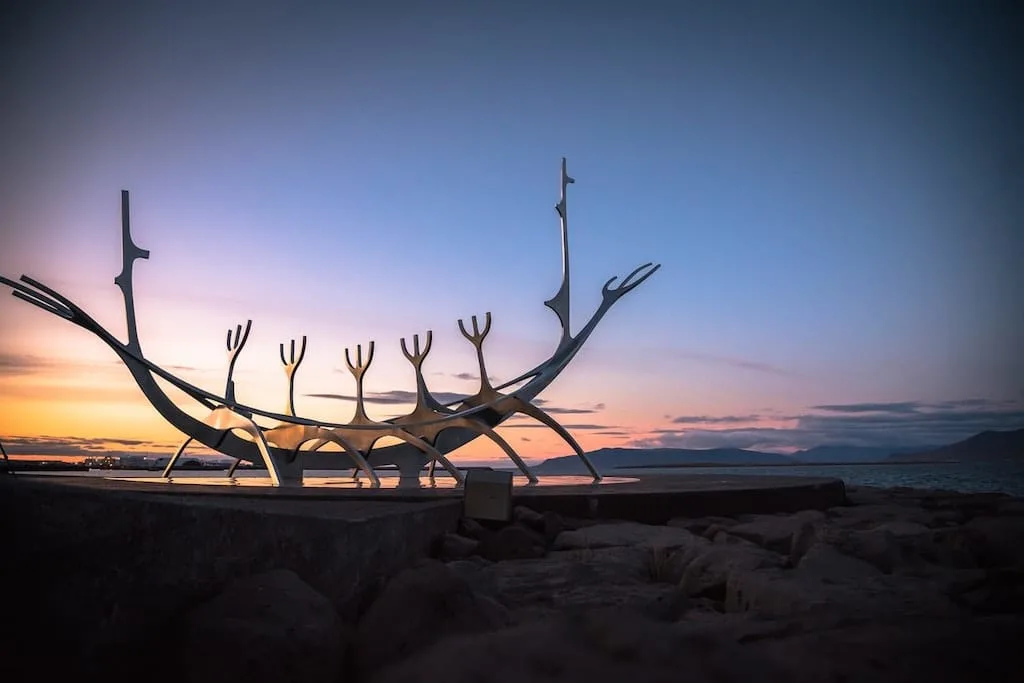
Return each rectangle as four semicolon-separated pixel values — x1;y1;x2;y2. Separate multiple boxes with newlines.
1;1;1022;464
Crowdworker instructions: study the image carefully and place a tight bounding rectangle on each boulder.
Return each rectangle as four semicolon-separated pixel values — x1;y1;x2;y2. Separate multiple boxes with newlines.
873;520;931;536
667;515;739;535
747;614;1024;683
656;538;712;584
963;516;1024;567
352;561;511;677
725;568;830;617
434;532;479;560
553;521;703;550
819;527;906;574
789;518;818;563
796;543;884;583
180;569;348;683
477;524;546;561
458;517;489;540
825;503;936;530
512;505;545;529
726;511;825;552
370;609;791;683
680;542;785;600
445;558;500;599
541;511;567;545
480;547;690;622
953;568;1024;615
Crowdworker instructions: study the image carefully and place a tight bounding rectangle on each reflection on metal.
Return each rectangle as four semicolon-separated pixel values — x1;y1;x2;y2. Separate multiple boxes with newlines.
1;159;660;487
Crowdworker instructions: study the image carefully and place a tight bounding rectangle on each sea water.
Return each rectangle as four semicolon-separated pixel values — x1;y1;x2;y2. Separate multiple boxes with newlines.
609;460;1024;497
39;459;1024;497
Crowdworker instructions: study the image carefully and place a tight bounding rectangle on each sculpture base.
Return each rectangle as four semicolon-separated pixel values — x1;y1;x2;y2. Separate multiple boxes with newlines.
23;472;847;523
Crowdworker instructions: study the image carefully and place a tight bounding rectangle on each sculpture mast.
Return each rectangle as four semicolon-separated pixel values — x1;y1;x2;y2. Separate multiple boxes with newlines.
545;157;575;351
112;191;150;354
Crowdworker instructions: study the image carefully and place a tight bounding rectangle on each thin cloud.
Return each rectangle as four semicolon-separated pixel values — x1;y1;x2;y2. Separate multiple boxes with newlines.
810;401;921;414
165;364;207;373
544;406;600;415
0;434;188;457
447;372;498;382
0;352;119;377
501;423;611;431
634;398;1024;452
634;427;806;452
672;414;761;424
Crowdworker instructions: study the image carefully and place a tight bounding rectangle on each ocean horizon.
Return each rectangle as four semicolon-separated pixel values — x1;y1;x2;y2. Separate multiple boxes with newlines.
26;459;1024;498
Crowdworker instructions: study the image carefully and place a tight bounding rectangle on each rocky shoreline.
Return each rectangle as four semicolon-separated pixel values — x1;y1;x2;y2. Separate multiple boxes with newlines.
169;484;1023;682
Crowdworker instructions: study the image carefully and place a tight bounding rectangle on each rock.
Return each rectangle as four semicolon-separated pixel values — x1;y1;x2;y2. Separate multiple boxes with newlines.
796;543;883;583
434;532;479;560
873;520;931;536
997;499;1024;516
747;614;1024;683
954;568;1024;615
702;523;733;540
640;588;693;622
655;538;712;584
513;505;545;529
667;515;738;535
478;524;547;561
826;503;936;530
180;569;347;683
789;519;818;563
458;517;488;540
541;511;566;545
820;527;906;574
352;561;511;677
728;560;955;621
553;521;703;551
680;542;784;600
725;568;829;616
445;559;500;599
921;526;985;569
480;547;689;622
726;511;825;552
370;609;791;683
919;492;1010;518
963;516;1024;567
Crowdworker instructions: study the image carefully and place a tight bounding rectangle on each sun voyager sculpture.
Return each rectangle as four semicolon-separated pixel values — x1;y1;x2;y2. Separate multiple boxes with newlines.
1;159;660;487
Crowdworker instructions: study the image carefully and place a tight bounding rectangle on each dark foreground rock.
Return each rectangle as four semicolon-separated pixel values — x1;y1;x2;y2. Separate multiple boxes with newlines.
369;609;791;683
352;561;512;679
181;569;348;683
392;486;1024;682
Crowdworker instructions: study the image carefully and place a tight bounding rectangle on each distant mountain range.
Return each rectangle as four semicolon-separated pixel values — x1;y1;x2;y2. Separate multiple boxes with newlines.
534;447;794;474
886;428;1024;463
533;428;1024;473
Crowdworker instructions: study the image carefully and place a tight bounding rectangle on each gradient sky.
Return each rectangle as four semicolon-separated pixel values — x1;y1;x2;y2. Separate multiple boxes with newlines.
2;0;1022;462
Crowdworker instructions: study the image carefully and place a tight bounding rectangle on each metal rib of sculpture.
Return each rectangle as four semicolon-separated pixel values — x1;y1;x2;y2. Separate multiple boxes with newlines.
0;159;660;487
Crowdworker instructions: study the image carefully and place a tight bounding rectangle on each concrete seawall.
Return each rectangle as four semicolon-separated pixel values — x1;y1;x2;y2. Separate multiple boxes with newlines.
0;475;462;681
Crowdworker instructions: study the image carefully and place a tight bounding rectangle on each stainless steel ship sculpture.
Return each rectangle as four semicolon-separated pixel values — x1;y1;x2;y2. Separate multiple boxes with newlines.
1;159;660;487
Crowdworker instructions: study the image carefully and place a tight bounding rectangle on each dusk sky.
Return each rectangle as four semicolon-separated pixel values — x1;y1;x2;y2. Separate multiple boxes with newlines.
2;1;1022;463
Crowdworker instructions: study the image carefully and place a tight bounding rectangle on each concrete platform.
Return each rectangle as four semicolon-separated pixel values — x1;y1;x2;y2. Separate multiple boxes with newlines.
10;470;849;522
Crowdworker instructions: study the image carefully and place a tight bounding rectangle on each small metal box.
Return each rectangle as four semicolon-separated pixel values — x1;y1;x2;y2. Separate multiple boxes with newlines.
462;468;514;521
